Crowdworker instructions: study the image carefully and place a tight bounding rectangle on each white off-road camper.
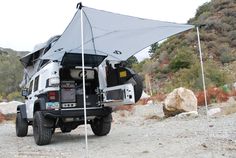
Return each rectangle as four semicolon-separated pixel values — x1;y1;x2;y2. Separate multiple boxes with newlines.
16;3;193;146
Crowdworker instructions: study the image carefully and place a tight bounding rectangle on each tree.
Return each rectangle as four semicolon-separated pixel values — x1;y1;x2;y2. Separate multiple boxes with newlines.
149;42;159;57
126;56;138;68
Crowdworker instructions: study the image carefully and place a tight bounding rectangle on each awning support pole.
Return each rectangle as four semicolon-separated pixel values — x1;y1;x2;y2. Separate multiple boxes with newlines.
197;26;215;158
81;7;89;158
196;27;209;116
196;26;209;117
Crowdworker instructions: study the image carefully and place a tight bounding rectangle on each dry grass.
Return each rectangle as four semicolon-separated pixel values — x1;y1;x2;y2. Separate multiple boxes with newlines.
113;105;133;112
195;87;232;106
220;103;236;116
0;112;5;123
0;113;16;123
5;113;16;121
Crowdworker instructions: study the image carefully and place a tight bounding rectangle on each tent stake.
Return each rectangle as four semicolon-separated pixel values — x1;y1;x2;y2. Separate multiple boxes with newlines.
81;8;89;158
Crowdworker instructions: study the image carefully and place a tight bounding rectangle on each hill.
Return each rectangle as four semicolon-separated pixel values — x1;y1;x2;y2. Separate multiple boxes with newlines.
0;47;28;101
133;0;236;94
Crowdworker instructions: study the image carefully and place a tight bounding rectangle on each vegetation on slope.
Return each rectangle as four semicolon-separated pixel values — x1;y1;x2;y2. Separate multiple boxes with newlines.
133;0;236;94
0;48;27;101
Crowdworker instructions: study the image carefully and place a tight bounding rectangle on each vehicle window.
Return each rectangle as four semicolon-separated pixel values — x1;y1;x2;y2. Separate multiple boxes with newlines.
28;80;33;95
38;60;50;71
34;76;39;92
41;60;49;66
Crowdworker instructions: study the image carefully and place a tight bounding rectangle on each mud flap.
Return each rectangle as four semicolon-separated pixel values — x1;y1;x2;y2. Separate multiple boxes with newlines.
17;104;27;119
41;113;55;128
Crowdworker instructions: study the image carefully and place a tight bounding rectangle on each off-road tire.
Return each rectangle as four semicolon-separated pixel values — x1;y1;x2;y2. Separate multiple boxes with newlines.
16;113;28;137
132;74;143;102
33;111;52;145
91;114;112;136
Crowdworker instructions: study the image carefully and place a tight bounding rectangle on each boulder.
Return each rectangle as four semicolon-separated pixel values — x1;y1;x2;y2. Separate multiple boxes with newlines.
163;87;197;117
0;101;23;114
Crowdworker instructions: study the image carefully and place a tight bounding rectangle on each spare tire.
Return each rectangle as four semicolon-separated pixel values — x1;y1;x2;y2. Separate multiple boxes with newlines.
127;74;143;103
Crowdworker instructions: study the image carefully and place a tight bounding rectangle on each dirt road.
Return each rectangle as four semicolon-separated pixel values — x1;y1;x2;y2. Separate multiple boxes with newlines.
0;106;236;158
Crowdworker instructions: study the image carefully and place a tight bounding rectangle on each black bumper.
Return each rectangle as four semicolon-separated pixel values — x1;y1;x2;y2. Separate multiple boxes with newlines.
42;107;112;119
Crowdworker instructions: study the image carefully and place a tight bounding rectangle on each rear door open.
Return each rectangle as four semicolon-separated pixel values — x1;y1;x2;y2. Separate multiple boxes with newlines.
103;83;135;106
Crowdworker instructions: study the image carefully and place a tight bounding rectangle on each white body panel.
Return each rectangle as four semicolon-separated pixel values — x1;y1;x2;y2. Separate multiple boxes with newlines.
25;62;60;119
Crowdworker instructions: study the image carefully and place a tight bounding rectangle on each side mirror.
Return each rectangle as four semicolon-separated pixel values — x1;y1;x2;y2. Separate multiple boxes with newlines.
21;89;28;97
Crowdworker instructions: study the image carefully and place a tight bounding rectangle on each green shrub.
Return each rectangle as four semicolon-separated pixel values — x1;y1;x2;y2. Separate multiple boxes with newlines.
197;11;211;25
185;32;196;43
196;2;211;18
164;60;231;91
160;64;170;74
7;91;24;101
205;60;232;87
169;48;197;72
213;0;231;12
126;56;138;68
228;30;236;41
218;43;235;64
0;95;3;102
220;52;235;64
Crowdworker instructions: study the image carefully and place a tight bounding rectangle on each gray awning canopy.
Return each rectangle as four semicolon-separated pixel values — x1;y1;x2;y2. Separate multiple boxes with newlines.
41;6;193;62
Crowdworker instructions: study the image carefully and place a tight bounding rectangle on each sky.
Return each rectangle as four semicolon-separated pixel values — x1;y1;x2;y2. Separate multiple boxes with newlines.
0;0;210;61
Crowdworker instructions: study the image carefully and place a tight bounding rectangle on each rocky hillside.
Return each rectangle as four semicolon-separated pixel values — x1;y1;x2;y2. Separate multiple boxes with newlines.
133;0;236;94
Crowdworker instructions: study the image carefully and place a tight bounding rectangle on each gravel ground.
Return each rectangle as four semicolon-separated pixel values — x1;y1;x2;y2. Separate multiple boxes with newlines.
0;105;236;158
